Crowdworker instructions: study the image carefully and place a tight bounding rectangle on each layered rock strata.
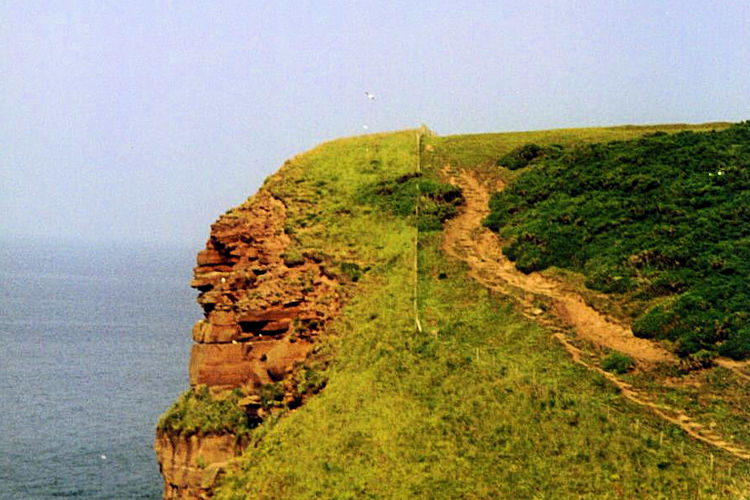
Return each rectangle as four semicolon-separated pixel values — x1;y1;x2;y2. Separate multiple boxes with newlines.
154;431;249;499
156;188;343;498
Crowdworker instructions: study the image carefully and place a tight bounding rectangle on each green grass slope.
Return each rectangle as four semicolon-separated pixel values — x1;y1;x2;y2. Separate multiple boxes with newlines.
208;124;750;498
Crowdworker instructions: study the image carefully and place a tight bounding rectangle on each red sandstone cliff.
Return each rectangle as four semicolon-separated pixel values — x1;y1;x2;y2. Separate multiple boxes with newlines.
156;188;344;498
154;431;249;499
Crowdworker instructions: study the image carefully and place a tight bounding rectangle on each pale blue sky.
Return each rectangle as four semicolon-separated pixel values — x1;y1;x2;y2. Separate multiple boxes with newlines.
2;1;749;246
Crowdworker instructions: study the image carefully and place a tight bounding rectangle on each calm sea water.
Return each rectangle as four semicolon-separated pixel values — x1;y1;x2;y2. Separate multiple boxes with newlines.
0;240;199;499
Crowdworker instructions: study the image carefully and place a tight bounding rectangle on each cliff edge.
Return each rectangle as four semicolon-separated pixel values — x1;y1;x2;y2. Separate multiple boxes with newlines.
155;130;424;498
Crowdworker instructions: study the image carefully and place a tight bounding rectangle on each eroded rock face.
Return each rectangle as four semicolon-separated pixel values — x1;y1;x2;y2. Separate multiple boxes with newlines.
155;430;248;499
188;189;341;391
156;188;344;499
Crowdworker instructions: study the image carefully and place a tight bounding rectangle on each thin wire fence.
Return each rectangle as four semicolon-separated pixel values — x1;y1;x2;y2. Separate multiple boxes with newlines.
414;130;423;333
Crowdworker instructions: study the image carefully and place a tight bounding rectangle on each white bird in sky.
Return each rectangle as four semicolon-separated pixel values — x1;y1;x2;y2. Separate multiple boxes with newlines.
365;91;376;101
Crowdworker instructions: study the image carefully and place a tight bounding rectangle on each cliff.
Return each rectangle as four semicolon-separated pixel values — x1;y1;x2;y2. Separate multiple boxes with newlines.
188;189;342;391
155;187;345;498
154;130;420;499
154;431;248;498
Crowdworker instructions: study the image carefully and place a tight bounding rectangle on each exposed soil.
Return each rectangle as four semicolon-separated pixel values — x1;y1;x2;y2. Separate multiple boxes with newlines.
441;168;750;460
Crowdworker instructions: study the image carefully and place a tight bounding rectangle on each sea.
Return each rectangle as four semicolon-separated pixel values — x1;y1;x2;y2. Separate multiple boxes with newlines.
0;239;200;499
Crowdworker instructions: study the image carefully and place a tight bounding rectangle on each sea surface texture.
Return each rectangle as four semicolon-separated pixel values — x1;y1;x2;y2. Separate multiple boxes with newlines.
0;240;197;499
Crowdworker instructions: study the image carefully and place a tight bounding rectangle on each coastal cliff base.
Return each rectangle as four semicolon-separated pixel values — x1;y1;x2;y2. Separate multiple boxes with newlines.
155;431;247;499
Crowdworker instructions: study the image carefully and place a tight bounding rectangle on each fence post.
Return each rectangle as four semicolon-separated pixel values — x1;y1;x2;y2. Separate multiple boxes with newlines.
414;130;423;334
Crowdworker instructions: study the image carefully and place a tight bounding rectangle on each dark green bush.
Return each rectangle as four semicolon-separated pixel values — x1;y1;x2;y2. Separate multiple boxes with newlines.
259;383;286;409
718;328;750;360
497;143;540;169
485;121;750;357
496;143;564;170
359;173;463;231
584;261;635;294
601;352;635;374
632;304;676;339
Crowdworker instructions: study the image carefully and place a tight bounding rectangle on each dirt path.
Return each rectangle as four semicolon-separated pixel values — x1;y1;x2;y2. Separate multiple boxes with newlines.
443;170;674;364
441;168;750;460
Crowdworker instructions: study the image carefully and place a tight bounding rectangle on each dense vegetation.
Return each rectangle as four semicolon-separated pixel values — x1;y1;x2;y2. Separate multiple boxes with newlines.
484;122;750;358
601;352;635;374
358;172;463;230
496;142;564;170
158;386;256;436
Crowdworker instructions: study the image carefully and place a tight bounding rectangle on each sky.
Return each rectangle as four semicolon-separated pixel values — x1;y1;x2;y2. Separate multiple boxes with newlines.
1;1;749;247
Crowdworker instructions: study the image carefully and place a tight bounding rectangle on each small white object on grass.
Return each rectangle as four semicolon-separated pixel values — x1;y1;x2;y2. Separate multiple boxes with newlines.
101;454;107;460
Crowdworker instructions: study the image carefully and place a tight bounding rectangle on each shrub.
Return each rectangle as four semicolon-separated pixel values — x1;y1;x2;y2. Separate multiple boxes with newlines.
358;173;463;231
259;383;285;409
496;143;564;170
497;143;544;170
584;264;635;294
293;366;327;397
485;122;750;357
686;349;717;368
718;328;750;360
157;386;254;436
632;305;675;339
601;352;635;374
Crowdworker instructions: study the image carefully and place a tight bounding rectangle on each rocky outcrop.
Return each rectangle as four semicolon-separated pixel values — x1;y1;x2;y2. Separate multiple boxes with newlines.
155;431;248;499
187;189;342;391
156;188;345;498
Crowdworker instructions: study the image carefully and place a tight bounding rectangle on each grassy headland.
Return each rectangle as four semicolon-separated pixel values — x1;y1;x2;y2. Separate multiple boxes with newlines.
206;124;750;498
